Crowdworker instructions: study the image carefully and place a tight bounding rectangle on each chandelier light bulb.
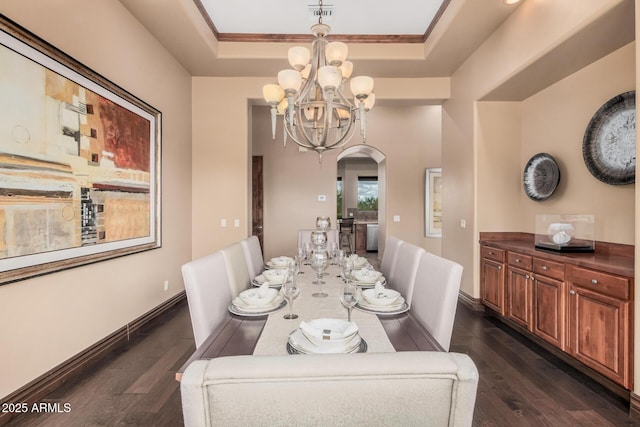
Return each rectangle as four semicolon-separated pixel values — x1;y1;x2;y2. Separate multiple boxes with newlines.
363;93;376;110
288;46;311;71
317;65;342;89
325;41;348;66
350;76;374;98
277;69;302;92
262;84;284;104
339;61;353;80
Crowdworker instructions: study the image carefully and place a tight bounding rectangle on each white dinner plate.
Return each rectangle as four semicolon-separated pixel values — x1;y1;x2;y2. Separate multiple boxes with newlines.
287;328;366;354
228;295;286;317
351;277;386;288
355;297;409;315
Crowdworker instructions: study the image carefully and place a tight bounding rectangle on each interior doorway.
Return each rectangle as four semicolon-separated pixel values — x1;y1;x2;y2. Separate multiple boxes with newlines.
251;156;264;252
337;146;387;258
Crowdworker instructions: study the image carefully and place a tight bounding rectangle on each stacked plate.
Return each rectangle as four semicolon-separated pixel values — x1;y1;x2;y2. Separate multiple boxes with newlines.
252;269;288;288
356;288;409;315
287;318;367;354
347;255;369;270
229;286;286;316
350;269;385;288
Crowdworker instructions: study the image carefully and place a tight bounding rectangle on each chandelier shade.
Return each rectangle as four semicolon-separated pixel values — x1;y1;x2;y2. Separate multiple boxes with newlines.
262;0;374;162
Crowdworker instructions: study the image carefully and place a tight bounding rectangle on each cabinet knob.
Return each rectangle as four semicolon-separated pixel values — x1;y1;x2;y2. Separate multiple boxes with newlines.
569;290;576;295
488;251;494;255
591;279;598;285
525;275;530;279
497;265;502;270
515;259;520;263
542;266;548;271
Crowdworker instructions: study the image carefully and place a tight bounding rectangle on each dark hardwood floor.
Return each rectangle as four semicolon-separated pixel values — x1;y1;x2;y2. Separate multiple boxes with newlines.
7;296;640;426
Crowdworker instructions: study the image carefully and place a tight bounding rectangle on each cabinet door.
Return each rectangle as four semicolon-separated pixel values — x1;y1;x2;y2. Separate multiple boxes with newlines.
355;224;367;252
506;266;532;330
481;258;504;315
532;275;565;350
567;284;630;388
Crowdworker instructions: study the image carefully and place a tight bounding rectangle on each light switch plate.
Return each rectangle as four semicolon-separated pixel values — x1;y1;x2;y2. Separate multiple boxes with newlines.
393;215;400;222
221;219;227;227
234;219;240;228
318;195;326;202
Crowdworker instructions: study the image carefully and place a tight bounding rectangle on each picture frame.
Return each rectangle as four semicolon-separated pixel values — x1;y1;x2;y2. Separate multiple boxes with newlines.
0;16;162;285
425;168;442;237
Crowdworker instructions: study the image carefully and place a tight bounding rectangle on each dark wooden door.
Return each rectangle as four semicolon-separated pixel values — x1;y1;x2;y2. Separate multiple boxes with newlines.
252;156;264;251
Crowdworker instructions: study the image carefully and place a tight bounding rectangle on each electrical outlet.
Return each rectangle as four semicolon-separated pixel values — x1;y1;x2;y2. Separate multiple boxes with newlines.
318;195;326;202
163;280;169;291
460;219;466;229
234;219;240;228
221;219;227;227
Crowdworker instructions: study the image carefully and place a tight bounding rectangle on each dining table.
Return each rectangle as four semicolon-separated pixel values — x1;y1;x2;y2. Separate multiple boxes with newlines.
176;258;443;381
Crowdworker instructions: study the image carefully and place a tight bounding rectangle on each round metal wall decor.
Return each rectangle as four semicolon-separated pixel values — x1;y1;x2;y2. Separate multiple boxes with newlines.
523;153;561;201
582;91;635;185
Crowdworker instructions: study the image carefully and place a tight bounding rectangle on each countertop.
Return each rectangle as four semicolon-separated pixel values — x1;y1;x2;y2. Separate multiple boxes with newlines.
479;232;634;278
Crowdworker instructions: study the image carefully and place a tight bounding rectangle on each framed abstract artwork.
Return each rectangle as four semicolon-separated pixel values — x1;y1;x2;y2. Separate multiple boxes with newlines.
425;168;442;238
0;16;161;285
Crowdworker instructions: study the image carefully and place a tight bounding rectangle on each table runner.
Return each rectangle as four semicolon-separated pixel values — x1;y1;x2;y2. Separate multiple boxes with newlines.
253;263;396;355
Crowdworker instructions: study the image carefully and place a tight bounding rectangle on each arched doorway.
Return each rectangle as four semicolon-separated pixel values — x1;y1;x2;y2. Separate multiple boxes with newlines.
337;145;387;258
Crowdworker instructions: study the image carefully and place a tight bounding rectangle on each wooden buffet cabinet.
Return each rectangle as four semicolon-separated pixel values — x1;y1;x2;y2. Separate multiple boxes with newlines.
480;233;634;393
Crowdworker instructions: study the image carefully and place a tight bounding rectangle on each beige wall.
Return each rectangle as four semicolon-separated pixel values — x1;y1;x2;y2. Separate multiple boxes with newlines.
0;1;193;398
250;103;443;261
443;0;634;299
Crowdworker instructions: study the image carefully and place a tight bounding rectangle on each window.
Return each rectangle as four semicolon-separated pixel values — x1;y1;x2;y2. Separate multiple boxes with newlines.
357;176;378;210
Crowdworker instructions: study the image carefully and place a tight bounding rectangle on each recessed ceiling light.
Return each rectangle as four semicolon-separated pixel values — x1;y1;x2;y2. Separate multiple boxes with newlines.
504;0;522;4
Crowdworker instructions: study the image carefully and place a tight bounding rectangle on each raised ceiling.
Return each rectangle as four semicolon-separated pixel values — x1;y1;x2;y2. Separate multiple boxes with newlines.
118;0;522;77
196;0;447;42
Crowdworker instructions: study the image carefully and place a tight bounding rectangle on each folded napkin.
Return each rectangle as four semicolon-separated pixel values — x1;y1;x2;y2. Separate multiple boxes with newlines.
352;269;382;283
299;318;359;342
362;282;401;306
238;283;278;306
270;256;293;267
262;269;289;284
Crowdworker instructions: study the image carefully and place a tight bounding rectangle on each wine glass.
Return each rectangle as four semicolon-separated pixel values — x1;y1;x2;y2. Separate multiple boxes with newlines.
328;241;338;265
340;281;359;322
293;255;302;275
311;256;329;298
341;259;353;283
282;274;300;319
303;242;312;265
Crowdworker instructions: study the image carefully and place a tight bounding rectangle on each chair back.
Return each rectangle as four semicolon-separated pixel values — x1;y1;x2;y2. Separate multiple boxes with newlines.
380;236;403;282
297;228;339;249
220;242;251;296
339;218;354;233
240;235;264;280
181;351;478;427
390;241;424;306
411;251;463;351
181;252;232;348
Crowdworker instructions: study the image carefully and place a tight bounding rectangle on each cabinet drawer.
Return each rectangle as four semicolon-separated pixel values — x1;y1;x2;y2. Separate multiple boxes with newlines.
508;252;532;270
533;258;565;281
482;246;505;263
570;266;630;300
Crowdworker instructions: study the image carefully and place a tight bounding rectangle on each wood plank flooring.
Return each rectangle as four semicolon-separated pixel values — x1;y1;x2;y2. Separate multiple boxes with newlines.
6;298;640;426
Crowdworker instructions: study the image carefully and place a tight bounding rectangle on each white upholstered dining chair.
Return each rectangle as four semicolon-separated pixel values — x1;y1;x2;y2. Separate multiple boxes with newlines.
411;251;463;351
181;252;232;348
380;236;403;283
240;235;264;280
181;351;478;427
220;242;252;296
389;241;425;306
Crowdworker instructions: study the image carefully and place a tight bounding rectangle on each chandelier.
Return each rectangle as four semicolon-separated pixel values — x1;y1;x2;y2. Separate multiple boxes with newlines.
262;0;375;163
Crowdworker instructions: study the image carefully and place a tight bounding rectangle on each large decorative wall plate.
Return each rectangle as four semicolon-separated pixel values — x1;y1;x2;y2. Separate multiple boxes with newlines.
582;91;635;185
523;153;561;201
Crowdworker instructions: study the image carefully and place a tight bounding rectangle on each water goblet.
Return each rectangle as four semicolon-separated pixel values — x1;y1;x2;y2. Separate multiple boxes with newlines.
303;242;312;265
341;259;353;283
293;255;302;275
340;281;359;322
282;275;300;319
